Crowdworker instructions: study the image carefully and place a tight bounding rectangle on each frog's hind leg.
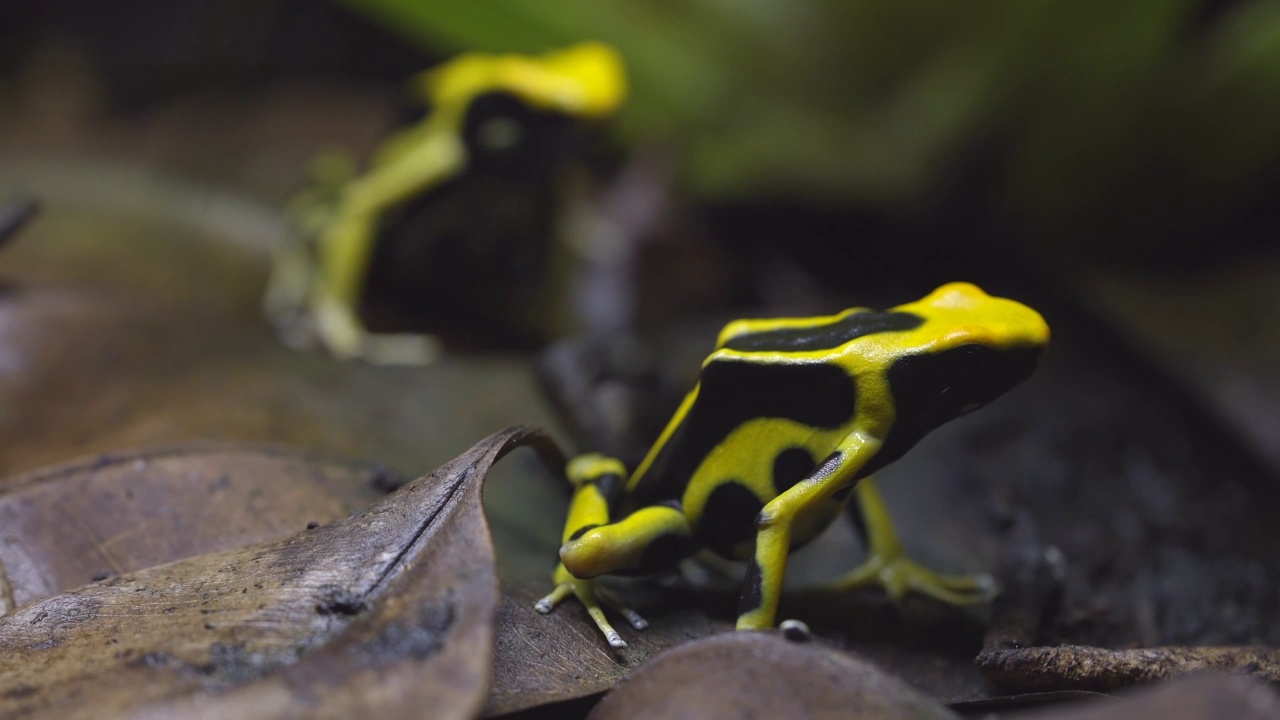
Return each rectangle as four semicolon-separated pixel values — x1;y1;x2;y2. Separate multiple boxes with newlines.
831;477;996;604
536;454;696;647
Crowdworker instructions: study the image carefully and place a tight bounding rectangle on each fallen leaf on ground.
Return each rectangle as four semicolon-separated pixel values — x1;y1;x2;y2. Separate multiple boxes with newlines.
485;572;730;716
0;444;392;612
584;631;959;720
0;426;554;720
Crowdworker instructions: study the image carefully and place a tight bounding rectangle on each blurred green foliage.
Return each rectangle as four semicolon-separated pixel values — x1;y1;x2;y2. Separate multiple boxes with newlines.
339;0;1280;250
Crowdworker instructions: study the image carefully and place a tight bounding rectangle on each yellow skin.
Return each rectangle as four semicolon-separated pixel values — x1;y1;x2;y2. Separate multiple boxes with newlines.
536;283;1051;647
263;42;627;364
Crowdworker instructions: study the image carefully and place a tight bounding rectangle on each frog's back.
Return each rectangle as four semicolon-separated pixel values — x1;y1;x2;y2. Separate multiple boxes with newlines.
630;356;857;503
625;307;927;515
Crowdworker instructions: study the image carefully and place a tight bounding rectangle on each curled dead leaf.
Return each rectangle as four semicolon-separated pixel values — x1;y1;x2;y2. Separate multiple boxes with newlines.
977;644;1280;691
0;426;559;720
0;444;393;611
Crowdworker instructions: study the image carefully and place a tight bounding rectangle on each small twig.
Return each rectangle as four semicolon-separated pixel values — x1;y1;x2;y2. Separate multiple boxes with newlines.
983;510;1065;650
534;338;618;459
0;196;40;250
0;562;14;615
976;644;1280;691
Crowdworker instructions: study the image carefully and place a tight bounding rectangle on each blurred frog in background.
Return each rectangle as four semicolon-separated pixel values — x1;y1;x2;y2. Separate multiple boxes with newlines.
264;42;627;364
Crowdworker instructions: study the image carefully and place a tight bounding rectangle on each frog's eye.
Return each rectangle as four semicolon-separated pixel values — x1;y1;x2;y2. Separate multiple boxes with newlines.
463;92;534;156
461;91;582;177
949;344;990;376
477;117;524;152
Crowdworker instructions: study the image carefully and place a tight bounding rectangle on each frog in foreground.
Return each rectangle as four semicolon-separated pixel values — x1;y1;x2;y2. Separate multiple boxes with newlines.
535;283;1050;646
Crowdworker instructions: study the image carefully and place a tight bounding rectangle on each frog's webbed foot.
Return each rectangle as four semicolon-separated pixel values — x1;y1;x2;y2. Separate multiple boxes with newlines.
832;552;997;605
535;567;647;648
313;294;442;365
833;477;997;606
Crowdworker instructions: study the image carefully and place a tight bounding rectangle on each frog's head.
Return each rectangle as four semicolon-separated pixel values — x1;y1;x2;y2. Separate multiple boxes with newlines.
409;43;627;177
888;283;1049;426
415;42;627;124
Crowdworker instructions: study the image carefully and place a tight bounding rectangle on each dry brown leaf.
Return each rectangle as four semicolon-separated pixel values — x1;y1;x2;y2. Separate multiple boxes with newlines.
0;426;555;719
1012;674;1280;720
585;631;959;720
0;444;391;612
485;573;731;716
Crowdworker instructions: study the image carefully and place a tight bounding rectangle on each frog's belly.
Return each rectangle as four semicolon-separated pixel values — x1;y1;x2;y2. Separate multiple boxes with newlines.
681;418;852;560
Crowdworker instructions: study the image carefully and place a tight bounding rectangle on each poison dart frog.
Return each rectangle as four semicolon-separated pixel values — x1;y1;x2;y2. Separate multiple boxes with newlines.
263;42;626;364
535;282;1050;646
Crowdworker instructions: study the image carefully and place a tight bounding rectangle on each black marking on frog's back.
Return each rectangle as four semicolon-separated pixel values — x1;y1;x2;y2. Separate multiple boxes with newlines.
590;472;626;518
722;310;924;353
772;447;816;495
696;481;764;558
632;360;855;503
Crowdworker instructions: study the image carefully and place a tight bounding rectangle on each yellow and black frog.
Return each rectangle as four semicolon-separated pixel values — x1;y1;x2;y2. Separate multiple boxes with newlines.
265;42;626;364
535;282;1050;646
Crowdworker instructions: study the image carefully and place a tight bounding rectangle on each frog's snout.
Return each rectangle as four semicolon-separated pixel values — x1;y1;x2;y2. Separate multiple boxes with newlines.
1022;307;1051;349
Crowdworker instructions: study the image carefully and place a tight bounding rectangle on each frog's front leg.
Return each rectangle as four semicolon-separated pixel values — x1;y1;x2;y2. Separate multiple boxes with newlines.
737;430;880;631
536;454;697;647
311;134;463;365
832;477;996;604
536;563;648;649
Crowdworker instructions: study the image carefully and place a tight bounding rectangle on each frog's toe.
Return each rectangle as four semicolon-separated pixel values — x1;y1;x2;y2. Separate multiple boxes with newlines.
834;555;998;606
916;568;993;602
534;583;574;614
586;606;628;648
921;569;998;593
597;586;648;630
621;608;648;630
535;578;633;648
904;568;998;604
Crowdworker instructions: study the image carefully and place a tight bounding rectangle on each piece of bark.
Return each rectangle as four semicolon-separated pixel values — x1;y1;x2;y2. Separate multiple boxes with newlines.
0;196;39;249
0;426;555;719
585;631;959;720
977;644;1280;691
983;510;1065;651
